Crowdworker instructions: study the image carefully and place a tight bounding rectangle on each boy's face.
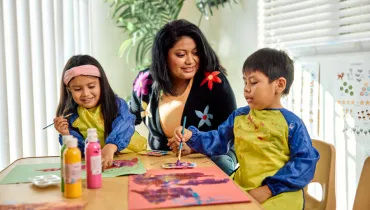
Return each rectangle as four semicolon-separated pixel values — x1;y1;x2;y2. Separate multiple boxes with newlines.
243;71;284;110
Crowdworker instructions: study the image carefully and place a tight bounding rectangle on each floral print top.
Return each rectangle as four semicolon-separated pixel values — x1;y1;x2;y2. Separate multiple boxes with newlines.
129;68;237;151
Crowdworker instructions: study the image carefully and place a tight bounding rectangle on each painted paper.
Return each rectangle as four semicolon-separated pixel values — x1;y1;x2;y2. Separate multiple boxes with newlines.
128;167;250;209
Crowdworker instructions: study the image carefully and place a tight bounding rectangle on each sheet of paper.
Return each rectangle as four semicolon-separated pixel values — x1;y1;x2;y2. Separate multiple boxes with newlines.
0;158;145;184
128;167;250;209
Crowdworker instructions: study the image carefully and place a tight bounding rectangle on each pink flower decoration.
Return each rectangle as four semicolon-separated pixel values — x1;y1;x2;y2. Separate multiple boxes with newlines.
134;72;152;97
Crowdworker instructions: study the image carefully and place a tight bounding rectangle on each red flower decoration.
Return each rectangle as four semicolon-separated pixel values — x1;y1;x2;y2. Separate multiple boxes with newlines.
200;71;222;91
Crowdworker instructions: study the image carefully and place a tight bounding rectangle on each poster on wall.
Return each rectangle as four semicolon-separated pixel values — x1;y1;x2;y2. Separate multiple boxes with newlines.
337;62;370;139
283;63;320;138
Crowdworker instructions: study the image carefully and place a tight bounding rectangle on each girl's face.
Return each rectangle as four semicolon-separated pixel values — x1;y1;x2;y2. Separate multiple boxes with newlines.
167;36;199;82
68;75;101;109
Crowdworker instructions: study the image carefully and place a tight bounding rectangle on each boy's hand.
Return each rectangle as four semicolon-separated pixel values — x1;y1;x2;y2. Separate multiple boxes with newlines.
167;137;192;156
53;116;69;135
101;144;117;169
167;126;192;151
173;126;192;143
248;185;272;204
178;143;193;156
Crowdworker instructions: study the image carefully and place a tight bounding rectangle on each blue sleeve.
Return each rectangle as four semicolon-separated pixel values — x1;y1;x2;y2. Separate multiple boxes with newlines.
262;120;320;196
187;110;237;156
105;98;136;151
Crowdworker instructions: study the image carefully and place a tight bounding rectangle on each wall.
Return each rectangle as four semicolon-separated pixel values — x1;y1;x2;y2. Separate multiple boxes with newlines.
89;0;136;99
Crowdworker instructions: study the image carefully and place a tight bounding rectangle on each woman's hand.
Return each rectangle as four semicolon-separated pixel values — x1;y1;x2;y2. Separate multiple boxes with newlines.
101;144;118;169
53;116;69;135
248;185;272;204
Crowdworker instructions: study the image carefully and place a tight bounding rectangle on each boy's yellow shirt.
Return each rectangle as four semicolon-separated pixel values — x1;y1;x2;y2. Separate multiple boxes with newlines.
233;109;303;210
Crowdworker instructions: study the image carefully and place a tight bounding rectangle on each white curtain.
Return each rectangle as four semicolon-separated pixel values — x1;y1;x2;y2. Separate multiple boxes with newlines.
0;0;91;170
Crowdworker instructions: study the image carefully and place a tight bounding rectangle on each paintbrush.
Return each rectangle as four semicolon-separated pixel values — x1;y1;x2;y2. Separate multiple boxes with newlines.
177;116;187;166
42;113;73;130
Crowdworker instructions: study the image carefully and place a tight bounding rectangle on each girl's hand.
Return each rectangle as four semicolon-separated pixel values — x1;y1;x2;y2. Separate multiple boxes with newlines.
101;144;118;169
53;116;69;135
248;185;272;204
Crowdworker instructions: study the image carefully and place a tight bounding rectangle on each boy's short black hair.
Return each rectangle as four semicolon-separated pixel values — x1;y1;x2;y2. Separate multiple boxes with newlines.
242;48;294;95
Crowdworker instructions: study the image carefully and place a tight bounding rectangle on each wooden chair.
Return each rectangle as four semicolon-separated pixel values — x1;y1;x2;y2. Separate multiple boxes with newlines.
304;139;336;210
353;156;370;210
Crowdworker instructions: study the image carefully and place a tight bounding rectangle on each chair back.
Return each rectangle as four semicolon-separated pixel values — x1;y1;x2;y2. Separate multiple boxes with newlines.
304;139;336;210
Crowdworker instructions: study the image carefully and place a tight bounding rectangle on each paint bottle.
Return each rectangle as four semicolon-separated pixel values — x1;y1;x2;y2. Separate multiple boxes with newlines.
84;128;97;155
61;135;73;193
85;130;102;189
64;137;82;198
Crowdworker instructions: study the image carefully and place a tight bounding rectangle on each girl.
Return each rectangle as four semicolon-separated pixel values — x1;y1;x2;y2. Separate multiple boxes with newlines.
54;55;146;168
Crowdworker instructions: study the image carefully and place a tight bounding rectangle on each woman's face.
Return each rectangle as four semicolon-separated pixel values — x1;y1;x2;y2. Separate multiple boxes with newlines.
167;36;199;81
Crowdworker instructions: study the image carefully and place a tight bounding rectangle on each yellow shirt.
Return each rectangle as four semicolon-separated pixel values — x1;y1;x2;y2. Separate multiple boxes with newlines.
72;105;146;153
234;109;303;210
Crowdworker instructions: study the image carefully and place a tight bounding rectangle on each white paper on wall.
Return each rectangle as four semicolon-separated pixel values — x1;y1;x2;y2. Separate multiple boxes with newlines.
282;63;320;138
336;62;370;153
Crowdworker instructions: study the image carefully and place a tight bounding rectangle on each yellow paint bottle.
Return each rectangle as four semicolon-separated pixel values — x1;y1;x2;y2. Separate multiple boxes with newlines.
63;137;82;198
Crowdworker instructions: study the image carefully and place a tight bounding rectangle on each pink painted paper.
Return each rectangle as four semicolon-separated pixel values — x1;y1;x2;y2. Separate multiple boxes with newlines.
128;167;250;210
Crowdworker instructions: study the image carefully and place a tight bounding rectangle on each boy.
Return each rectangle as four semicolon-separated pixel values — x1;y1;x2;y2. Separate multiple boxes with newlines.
168;48;319;210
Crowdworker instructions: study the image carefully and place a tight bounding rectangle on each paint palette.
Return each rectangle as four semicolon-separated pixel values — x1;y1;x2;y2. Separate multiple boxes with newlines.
28;174;61;188
161;162;196;169
138;150;168;157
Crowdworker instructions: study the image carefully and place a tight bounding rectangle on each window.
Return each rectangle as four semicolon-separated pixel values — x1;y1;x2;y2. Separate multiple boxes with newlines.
259;0;370;55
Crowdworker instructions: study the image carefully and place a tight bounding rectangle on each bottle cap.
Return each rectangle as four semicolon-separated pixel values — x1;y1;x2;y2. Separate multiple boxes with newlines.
62;135;73;145
87;128;97;134
87;133;98;142
67;138;78;148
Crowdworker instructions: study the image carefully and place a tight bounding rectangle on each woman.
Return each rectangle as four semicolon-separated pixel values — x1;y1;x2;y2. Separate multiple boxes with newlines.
129;19;237;175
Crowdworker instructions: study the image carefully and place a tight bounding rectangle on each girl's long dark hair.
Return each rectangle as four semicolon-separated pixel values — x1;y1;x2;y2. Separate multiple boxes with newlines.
56;55;118;139
151;19;226;96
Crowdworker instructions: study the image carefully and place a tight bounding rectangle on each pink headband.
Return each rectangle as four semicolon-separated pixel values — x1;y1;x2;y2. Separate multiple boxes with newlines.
63;65;101;85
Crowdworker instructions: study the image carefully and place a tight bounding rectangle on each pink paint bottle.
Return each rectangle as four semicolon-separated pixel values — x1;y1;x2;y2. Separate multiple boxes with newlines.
85;130;102;189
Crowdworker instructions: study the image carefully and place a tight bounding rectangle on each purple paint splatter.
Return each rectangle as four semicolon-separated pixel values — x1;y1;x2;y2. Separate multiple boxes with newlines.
132;187;195;204
132;172;213;187
178;178;229;186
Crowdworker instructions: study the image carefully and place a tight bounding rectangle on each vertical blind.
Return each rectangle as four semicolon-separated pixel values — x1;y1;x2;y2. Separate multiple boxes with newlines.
0;0;91;170
261;0;370;49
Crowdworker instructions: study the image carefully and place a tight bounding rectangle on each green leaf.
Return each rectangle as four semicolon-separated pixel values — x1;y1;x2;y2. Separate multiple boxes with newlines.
130;4;135;15
126;21;135;32
118;38;133;57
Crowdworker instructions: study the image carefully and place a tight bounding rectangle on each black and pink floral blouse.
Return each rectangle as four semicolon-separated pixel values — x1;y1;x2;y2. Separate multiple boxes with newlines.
129;69;237;151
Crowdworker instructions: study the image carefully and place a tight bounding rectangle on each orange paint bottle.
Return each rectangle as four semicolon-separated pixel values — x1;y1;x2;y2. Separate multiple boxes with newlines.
63;137;82;198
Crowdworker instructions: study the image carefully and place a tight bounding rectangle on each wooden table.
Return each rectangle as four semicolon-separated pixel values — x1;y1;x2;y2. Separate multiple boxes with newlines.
0;153;263;210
